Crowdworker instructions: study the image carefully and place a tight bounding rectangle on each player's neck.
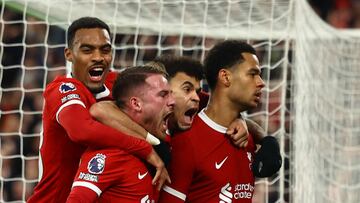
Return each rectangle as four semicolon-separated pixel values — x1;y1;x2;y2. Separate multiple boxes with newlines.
205;93;241;127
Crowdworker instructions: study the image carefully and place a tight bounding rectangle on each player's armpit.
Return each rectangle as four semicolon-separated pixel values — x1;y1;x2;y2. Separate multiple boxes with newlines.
90;101;147;139
58;104;152;159
66;186;98;203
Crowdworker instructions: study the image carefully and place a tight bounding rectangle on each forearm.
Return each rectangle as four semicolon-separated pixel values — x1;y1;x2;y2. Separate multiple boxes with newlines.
245;118;265;144
90;101;147;139
59;104;152;159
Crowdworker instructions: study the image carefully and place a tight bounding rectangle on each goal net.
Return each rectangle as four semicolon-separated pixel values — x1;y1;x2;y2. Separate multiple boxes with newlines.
0;0;359;202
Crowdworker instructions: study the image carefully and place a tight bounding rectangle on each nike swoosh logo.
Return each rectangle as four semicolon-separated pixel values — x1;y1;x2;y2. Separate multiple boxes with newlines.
215;156;228;169
138;172;148;180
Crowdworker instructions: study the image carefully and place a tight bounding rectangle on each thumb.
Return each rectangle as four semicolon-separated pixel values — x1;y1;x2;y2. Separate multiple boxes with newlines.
226;128;234;135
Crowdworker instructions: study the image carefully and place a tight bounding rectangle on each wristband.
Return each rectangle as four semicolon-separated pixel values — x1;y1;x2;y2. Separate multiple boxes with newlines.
145;132;160;145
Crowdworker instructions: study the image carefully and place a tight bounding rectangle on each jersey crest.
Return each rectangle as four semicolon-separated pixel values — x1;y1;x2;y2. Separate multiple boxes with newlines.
87;153;106;174
59;82;76;93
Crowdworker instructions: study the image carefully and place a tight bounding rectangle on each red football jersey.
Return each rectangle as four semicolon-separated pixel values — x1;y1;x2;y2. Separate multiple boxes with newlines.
28;72;152;203
67;148;155;203
158;109;256;203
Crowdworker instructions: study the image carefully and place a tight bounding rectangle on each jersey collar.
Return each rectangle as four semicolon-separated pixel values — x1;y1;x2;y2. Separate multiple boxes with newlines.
67;73;110;100
198;109;227;134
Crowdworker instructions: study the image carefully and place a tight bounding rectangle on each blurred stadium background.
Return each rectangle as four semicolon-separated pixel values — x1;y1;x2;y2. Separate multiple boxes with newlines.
1;0;360;202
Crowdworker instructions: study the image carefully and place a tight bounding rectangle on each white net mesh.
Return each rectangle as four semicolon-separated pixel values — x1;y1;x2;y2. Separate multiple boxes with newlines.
1;0;359;202
293;1;360;203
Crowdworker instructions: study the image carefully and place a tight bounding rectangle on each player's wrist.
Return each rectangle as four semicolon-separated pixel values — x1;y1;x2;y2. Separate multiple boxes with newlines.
146;132;161;145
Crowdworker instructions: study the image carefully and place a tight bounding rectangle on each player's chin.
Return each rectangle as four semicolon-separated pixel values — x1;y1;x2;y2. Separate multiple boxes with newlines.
156;129;167;140
250;100;260;108
88;83;104;93
177;121;192;131
87;83;104;93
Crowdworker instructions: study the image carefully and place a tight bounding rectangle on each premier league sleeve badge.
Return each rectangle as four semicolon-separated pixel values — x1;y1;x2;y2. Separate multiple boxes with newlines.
88;153;106;174
59;82;76;93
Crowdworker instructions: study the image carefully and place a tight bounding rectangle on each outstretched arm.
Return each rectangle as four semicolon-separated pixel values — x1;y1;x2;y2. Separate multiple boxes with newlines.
59;104;169;187
59;104;151;158
90;101;158;144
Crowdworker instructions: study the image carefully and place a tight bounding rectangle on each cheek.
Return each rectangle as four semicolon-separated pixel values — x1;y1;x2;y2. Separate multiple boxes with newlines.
73;55;90;67
104;55;112;63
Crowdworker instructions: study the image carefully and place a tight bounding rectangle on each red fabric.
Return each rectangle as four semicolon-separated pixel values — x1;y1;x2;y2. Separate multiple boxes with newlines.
67;148;154;202
28;72;151;203
158;110;255;203
66;187;98;203
335;0;350;9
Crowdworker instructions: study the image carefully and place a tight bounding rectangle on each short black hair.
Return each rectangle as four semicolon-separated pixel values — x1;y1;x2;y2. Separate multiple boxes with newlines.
154;55;204;81
67;17;111;48
112;65;168;109
204;40;257;90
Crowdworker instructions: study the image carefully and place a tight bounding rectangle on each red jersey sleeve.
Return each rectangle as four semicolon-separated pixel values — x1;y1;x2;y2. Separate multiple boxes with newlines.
69;148;154;203
45;77;152;159
158;134;195;203
66;187;98;203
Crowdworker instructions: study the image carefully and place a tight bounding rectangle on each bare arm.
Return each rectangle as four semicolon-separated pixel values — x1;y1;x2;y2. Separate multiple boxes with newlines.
245;118;265;144
90;101;147;139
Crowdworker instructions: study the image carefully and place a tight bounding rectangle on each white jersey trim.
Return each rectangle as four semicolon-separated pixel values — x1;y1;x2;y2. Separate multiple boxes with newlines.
162;185;186;201
56;100;86;123
95;84;110;100
72;181;102;196
66;72;110;99
198;109;227;133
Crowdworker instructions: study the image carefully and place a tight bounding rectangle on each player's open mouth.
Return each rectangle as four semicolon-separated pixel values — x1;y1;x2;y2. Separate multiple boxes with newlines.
254;92;262;103
184;108;198;124
163;112;172;130
88;67;104;82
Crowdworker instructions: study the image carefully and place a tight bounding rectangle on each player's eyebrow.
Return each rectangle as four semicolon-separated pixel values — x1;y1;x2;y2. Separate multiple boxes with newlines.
181;81;195;87
79;43;111;49
249;66;261;74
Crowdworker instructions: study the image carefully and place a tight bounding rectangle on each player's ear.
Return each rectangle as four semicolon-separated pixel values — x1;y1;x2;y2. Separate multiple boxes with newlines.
219;69;231;87
130;97;142;111
64;47;73;62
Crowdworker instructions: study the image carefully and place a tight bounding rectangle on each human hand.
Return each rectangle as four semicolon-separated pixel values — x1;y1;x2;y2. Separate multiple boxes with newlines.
252;136;282;177
146;149;171;191
226;118;249;148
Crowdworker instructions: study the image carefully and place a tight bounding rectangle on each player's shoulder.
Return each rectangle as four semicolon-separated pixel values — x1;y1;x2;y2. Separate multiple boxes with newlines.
82;148;139;165
106;71;118;80
42;76;97;119
45;76;86;94
104;70;118;84
83;148;128;159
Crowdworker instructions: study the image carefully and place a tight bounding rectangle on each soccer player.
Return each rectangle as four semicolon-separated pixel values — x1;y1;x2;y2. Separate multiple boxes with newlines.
158;41;266;203
66;65;174;202
27;17;168;203
153;55;263;146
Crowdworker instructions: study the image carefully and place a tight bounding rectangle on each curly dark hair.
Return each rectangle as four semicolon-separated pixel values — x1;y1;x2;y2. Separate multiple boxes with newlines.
67;17;111;48
204;40;256;90
154;55;204;81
